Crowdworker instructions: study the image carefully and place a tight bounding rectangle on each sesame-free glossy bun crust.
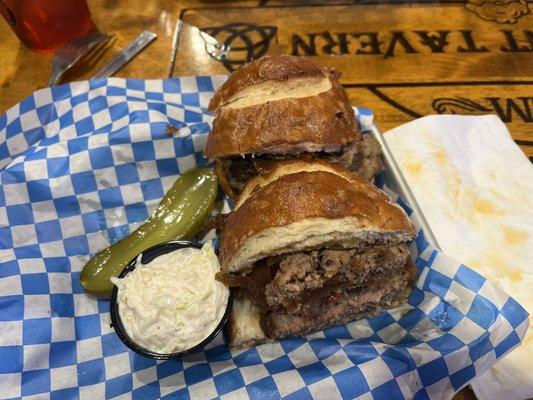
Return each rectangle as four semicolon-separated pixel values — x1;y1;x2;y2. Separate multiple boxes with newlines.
205;77;357;158
204;55;358;159
208;55;324;112
219;161;416;272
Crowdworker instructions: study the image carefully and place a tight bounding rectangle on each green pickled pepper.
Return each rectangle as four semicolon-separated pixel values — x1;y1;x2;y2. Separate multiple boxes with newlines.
80;167;218;299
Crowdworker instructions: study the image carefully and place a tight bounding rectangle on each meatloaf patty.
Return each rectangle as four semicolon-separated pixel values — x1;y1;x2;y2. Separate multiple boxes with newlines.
263;263;415;338
265;243;410;313
217;243;415;339
217;135;383;194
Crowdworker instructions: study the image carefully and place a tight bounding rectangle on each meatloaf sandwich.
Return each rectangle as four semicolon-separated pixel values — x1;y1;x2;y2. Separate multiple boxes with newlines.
216;160;417;348
205;55;382;197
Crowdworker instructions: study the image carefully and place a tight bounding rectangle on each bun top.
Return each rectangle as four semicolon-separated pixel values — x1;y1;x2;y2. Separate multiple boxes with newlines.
219;160;416;273
204;55;359;159
208;55;325;113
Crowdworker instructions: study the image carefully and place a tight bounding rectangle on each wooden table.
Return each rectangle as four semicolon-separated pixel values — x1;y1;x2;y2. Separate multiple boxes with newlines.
1;1;530;399
1;0;531;160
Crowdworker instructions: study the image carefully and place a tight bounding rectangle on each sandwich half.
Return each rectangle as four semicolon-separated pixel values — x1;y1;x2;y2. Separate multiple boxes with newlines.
216;160;417;348
205;55;382;197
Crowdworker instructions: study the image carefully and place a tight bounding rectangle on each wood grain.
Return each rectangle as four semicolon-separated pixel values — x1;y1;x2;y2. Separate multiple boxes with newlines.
0;0;183;112
176;3;533;158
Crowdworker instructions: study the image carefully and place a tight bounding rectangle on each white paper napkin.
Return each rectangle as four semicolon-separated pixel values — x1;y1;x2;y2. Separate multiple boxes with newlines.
384;115;533;400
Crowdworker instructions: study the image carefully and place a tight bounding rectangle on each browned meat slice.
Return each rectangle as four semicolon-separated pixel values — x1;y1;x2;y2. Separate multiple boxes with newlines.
220;157;256;194
326;135;383;182
329;141;361;171
217;244;415;340
262;260;416;339
216;244;411;315
265;244;410;313
357;134;384;182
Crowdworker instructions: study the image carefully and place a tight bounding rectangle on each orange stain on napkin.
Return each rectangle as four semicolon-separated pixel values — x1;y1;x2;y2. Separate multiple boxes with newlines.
473;198;505;216
492;255;522;282
404;159;423;179
468;253;522;283
434;148;449;167
502;226;529;245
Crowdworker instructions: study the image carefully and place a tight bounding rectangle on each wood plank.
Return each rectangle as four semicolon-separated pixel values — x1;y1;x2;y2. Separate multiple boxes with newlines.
347;84;533;156
176;3;533;158
0;0;183;112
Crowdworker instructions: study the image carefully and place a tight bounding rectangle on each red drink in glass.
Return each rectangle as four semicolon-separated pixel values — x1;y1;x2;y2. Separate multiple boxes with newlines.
0;0;96;52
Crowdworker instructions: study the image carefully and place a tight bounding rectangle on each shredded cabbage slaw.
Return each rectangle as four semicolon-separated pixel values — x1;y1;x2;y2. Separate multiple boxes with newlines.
112;242;229;354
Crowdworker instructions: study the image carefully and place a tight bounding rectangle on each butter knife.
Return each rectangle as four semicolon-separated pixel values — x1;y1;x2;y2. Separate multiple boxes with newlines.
92;30;157;80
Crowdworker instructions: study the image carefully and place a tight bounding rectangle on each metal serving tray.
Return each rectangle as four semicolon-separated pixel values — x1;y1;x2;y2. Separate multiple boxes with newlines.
369;124;441;250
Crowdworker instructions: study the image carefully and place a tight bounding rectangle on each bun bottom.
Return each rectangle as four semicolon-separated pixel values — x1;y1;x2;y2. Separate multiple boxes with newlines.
227;290;267;349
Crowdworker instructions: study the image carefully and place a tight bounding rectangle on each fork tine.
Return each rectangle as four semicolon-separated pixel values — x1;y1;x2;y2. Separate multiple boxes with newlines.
54;34;114;84
84;41;114;70
72;36;115;75
85;36;115;63
79;35;113;65
49;31;112;87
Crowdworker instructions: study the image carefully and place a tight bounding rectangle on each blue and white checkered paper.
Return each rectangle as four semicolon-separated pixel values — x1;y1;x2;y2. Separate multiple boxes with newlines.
0;77;528;400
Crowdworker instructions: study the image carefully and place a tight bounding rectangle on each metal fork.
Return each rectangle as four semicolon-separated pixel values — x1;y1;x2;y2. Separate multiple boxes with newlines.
49;31;112;87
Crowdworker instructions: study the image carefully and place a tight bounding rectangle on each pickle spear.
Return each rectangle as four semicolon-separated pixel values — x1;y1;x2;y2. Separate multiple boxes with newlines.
80;167;218;299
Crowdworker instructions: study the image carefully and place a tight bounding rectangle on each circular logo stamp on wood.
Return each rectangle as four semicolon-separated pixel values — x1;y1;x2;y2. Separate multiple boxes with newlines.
202;23;277;71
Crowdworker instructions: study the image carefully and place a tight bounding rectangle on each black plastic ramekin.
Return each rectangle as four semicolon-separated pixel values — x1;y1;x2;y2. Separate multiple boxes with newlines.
110;240;232;360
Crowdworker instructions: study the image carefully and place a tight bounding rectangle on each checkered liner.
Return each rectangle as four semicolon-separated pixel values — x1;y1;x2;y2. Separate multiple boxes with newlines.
0;77;528;400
